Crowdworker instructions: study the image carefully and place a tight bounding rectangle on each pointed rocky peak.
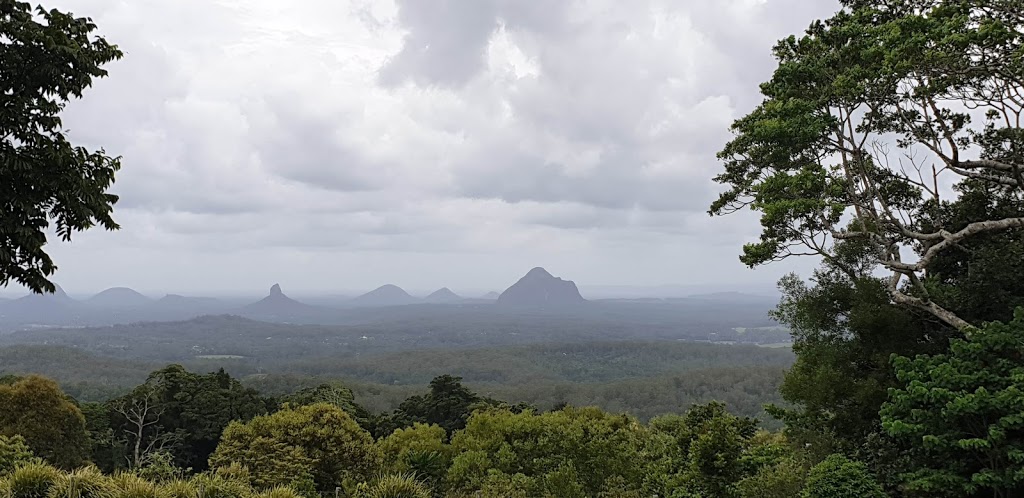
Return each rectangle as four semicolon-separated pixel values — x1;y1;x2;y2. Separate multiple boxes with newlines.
18;284;73;303
241;283;315;317
498;267;585;308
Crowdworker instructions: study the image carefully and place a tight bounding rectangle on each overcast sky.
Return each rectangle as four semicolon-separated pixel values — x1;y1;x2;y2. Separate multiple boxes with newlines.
11;0;841;297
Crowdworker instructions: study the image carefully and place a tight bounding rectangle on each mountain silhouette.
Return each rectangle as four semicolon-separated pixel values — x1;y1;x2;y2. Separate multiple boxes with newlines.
480;291;500;300
424;287;462;303
350;284;418;307
16;284;74;304
241;284;317;317
0;284;80;323
88;287;152;308
497;267;586;308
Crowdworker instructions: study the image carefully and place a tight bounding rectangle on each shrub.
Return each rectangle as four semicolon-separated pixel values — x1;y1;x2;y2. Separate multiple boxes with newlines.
48;467;114;498
357;474;430;498
189;474;251;498
108;474;168;498
5;463;61;498
156;480;197;498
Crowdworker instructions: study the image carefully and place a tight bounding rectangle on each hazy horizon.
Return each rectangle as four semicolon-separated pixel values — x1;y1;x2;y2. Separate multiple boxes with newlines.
0;277;784;301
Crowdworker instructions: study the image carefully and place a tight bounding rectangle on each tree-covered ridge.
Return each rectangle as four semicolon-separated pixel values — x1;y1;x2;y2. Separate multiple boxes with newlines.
0;340;792;422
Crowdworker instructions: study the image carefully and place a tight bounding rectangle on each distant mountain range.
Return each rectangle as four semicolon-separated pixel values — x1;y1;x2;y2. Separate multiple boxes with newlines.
0;268;779;332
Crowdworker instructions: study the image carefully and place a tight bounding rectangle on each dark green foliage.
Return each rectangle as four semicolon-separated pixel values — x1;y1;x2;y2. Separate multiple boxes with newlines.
375;375;501;438
446;406;656;497
769;256;952;449
81;402;118;473
919;181;1024;325
736;454;807;498
0;435;38;474
709;0;1024;331
0;370;815;497
882;309;1024;497
210;403;379;493
134;452;189;483
0;0;123;293
0;338;791;425
801;454;884;498
106;366;273;472
280;383;373;430
650;402;763;497
377;423;450;491
0;376;89;469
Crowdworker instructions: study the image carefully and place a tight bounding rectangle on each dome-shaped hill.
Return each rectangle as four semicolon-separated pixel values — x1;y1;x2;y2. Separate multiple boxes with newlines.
88;287;152;308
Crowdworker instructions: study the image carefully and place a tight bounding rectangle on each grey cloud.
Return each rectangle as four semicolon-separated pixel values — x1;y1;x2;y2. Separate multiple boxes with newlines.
375;0;834;218
254;103;383;193
18;0;840;294
378;0;500;87
453;144;716;212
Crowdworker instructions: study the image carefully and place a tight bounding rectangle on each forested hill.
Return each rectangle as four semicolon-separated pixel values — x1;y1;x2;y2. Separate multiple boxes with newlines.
0;313;786;364
0;339;792;421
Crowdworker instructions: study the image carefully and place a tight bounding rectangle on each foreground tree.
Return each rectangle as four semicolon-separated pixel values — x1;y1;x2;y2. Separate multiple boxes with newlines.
1;0;123;293
376;375;498;438
882;309;1024;497
281;382;373;430
710;0;1024;331
447;406;655;496
209;403;379;494
376;423;451;490
106;365;272;471
650;402;763;497
767;244;952;448
0;376;88;469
